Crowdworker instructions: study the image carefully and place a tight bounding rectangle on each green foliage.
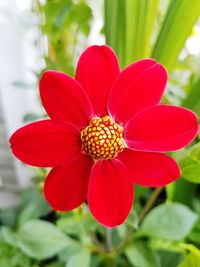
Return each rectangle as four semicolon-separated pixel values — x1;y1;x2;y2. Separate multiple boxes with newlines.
182;71;200;117
16;220;71;260
66;249;91;267
177;143;200;183
104;0;200;72
125;241;160;267
105;0;159;68
166;179;196;207
140;203;197;240
178;245;200;267
125;0;159;64
152;0;200;71
158;251;183;267
36;0;92;75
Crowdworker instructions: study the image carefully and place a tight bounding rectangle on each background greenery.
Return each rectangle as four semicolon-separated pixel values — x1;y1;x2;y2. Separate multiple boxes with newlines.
1;0;200;266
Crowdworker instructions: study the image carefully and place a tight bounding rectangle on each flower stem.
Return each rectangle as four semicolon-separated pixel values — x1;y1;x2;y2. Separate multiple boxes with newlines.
138;186;164;223
116;186;164;251
106;228;113;252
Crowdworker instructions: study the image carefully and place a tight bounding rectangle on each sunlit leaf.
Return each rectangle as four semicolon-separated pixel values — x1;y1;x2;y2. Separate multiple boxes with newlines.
152;0;200;71
178;246;200;267
125;0;159;64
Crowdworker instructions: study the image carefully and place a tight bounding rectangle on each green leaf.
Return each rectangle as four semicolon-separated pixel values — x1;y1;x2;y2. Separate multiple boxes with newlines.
125;0;159;64
59;243;81;262
178;247;200;267
57;217;85;236
152;0;200;71
0;206;20;227
104;0;126;67
158;251;183;267
177;143;200;183
150;238;182;253
66;249;91;267
125;241;160;267
17;220;71;260
182;69;200;117
0;226;17;246
104;0;159;67
166;179;196;207
188;219;200;244
18;195;51;226
140;203;197;240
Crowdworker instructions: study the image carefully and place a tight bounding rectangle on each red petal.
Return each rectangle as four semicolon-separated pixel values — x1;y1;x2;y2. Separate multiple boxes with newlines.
88;160;134;227
125;105;198;152
10;120;81;167
75;45;120;116
44;155;94;211
118;148;180;187
40;71;93;129
108;59;167;123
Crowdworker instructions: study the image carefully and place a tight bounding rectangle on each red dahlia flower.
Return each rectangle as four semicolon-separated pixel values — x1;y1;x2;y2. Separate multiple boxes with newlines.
10;45;198;227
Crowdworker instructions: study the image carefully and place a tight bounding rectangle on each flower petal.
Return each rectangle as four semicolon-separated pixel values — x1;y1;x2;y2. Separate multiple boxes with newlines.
88;159;134;227
118;148;180;187
40;71;93;129
75;45;120;116
108;59;167;123
124;105;198;152
44;155;94;211
10;120;81;167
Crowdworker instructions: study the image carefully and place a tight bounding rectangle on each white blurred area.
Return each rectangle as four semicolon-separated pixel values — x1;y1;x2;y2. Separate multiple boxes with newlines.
0;0;43;206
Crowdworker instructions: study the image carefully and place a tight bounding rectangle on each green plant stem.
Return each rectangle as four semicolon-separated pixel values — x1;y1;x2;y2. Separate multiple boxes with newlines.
116;186;164;250
106;228;113;252
138;186;164;224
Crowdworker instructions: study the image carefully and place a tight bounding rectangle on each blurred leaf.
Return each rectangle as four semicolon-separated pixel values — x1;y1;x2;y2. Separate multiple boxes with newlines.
158;251;183;267
0;226;17;246
188;219;200;245
182;72;200;117
59;242;81;262
66;248;91;267
152;0;200;71
150;238;182;253
18;190;51;226
57;217;85;236
166;179;196;207
177;143;200;183
140;203;197;240
178;246;200;267
125;0;159;64
125;241;160;267
18;201;50;226
41;0;92;73
0;206;20;227
104;0;126;67
17;220;71;260
104;0;159;67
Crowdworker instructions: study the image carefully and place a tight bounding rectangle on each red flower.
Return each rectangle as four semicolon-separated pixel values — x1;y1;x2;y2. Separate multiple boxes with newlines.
10;45;198;227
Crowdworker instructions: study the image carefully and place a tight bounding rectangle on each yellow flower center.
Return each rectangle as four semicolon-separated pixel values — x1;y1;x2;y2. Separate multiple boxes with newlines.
81;116;124;160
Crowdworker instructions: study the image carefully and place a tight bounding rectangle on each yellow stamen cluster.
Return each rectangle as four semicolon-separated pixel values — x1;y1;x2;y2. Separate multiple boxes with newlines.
81;116;124;160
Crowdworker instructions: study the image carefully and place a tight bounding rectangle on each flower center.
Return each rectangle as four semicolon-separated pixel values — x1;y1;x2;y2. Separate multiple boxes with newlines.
81;116;124;160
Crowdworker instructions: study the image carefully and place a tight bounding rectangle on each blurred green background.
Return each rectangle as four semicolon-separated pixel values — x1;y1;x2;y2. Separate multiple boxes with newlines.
1;0;200;266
